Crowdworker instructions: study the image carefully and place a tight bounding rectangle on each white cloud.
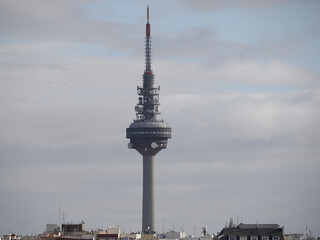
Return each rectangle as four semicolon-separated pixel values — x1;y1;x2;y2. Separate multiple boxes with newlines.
153;28;295;63
164;90;320;147
155;59;320;94
210;60;319;86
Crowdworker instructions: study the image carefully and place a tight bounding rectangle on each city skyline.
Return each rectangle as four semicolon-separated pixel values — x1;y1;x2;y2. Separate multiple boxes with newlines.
0;0;319;237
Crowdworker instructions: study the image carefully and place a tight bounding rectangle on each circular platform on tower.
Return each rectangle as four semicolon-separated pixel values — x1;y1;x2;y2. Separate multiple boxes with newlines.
126;121;171;153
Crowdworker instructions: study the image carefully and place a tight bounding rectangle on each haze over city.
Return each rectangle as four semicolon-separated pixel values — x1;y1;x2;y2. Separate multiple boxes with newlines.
0;0;319;237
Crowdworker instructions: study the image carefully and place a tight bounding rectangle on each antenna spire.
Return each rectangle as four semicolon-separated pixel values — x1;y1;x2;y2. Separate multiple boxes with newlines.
146;6;151;37
145;6;151;72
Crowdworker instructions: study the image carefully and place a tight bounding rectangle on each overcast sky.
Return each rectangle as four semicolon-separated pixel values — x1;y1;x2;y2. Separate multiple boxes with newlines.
0;0;319;237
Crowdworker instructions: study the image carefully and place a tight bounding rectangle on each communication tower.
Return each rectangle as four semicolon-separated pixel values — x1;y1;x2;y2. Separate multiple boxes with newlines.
126;6;172;234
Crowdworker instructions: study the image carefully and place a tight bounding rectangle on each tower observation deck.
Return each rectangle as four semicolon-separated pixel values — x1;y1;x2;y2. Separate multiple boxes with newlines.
126;6;172;234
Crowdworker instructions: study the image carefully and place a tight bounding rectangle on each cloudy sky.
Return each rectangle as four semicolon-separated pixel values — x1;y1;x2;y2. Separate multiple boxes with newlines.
0;0;319;237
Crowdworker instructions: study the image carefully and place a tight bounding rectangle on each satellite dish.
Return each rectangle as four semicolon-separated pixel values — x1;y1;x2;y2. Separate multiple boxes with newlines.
151;142;158;149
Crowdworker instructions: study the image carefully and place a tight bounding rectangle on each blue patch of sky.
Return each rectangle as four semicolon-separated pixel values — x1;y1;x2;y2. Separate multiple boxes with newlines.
153;1;320;73
283;38;320;74
281;27;320;74
173;1;320;44
79;1;320;43
79;1;320;71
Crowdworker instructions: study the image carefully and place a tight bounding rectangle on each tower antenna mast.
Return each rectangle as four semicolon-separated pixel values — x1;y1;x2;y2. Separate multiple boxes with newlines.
126;6;172;234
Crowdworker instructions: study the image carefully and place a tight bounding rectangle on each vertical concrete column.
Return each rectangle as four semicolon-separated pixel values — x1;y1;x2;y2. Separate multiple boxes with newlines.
142;155;156;233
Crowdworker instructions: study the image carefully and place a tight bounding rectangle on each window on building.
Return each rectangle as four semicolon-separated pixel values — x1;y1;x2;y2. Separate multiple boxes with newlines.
240;237;247;240
251;237;258;240
229;237;235;240
262;237;268;240
273;237;279;240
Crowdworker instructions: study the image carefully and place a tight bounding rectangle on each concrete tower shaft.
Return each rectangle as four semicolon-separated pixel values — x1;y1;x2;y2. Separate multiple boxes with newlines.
126;6;171;234
143;155;155;233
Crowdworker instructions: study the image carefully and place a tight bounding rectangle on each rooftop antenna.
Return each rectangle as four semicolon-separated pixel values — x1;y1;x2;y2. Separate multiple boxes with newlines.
58;203;61;230
62;211;66;224
236;213;239;226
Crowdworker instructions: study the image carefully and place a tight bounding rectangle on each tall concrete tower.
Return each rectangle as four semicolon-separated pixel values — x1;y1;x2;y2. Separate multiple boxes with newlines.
126;6;172;234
